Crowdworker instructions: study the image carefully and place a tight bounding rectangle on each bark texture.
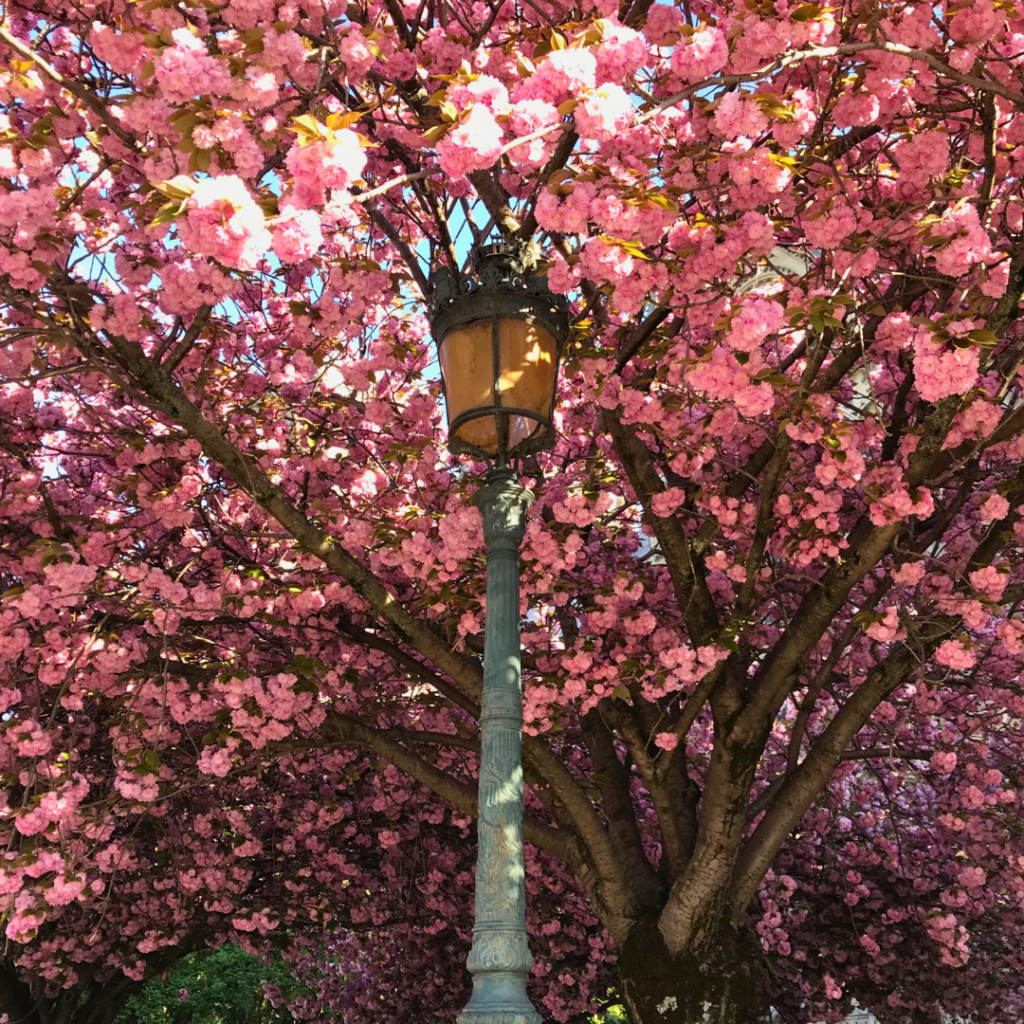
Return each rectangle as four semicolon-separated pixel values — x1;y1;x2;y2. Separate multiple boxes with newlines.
618;917;769;1024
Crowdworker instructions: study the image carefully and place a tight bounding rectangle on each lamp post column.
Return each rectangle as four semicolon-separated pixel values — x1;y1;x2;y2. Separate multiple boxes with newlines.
459;465;541;1024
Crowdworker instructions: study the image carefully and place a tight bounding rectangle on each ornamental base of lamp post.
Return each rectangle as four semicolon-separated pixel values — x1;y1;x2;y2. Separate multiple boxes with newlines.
458;467;542;1024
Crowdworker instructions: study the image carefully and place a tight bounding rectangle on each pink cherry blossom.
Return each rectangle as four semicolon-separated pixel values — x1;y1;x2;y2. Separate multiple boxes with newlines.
177;175;271;272
980;494;1010;521
670;26;729;84
934;641;977;670
447;75;509;113
338;31;377;80
891;561;926;586
517;47;597;104
89;22;148;76
594;23;648;83
969;566;1007;601
949;0;1000;43
958;866;987;889
913;338;980;402
713;91;768;140
272;206;324;263
154;29;233;104
803;203;858;249
724;298;785;352
575;84;634;142
437;105;504;177
4;6;1024;1024
285;129;367;208
932;204;994;277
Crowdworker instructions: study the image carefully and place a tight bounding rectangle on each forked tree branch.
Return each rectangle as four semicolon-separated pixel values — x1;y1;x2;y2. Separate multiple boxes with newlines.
728;639;931;913
52;314;640;934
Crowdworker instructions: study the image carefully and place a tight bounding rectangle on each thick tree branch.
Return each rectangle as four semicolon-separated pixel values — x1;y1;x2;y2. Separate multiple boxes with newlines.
337;617;481;719
978;89;998;221
731;479;1024;912
581;710;664;912
326;711;577;863
614;306;673;374
73;332;487;701
728;639;935;913
161;304;213;375
59;329;639;940
734;390;962;746
656;725;761;953
598;698;695;884
467;169;521;234
785;580;890;774
734;431;791;616
518;127;580;241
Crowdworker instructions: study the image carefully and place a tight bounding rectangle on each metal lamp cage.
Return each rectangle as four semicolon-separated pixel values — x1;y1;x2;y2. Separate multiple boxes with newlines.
430;244;570;464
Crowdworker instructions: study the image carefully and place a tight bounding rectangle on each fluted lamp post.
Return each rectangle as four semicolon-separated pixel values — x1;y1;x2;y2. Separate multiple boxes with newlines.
430;243;569;1024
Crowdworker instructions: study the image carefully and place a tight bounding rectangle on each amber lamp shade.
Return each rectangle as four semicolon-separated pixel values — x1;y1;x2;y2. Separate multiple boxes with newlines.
430;245;569;463
438;317;559;456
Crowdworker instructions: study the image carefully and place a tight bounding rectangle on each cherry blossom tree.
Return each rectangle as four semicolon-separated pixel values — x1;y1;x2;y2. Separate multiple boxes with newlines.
2;0;1024;1023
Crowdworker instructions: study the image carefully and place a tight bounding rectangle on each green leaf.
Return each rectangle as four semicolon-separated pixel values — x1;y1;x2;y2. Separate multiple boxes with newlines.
148;200;182;228
151;175;196;200
967;328;1000;347
754;95;795;122
646;193;677;212
598;235;650;260
790;3;835;20
166;108;199;127
421;123;451;144
239;26;265;53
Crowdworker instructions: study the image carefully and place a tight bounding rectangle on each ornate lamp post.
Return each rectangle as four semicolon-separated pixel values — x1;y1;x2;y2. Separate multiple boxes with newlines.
430;243;569;1024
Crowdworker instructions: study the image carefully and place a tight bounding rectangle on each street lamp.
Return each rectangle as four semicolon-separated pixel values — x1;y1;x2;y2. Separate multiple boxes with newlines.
430;242;569;1024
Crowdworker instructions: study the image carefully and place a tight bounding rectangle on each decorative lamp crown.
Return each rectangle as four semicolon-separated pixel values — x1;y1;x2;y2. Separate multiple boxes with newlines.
429;241;569;463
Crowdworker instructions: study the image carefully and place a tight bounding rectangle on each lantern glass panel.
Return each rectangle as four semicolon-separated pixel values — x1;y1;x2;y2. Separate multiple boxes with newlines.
437;318;495;451
438;316;558;456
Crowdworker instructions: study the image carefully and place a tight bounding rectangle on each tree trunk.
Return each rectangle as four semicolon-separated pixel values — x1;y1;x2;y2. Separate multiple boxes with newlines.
0;964;39;1024
1;964;136;1024
618;916;769;1024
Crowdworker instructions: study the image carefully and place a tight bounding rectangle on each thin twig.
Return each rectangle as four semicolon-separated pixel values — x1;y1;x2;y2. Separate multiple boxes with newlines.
0;25;146;154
